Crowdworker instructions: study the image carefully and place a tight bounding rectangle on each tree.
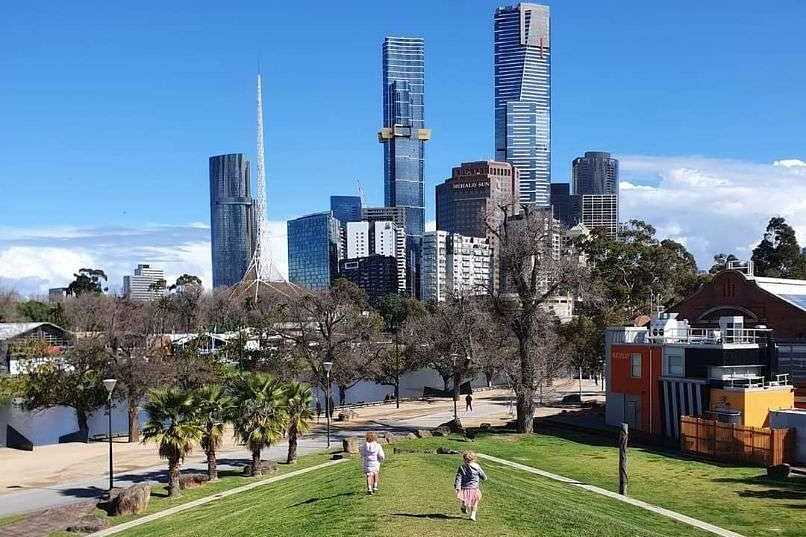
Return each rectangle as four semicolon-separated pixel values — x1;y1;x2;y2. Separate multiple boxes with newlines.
709;253;738;274
192;385;231;481
374;294;426;408
283;381;314;464
67;268;107;296
16;300;67;326
228;372;287;476
488;206;589;433
559;316;602;398
169;274;202;292
751;217;806;279
0;288;21;322
142;387;203;497
18;338;109;435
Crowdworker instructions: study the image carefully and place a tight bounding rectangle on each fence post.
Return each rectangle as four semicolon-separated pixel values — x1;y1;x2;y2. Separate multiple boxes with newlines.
619;423;628;496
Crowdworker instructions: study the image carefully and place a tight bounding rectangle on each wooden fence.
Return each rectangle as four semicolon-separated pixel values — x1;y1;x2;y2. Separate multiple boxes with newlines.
680;416;793;466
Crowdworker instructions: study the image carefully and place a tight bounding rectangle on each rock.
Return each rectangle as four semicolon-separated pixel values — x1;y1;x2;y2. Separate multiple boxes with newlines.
767;463;791;479
479;423;492;431
337;410;357;422
433;419;463;435
561;394;582;405
66;517;107;533
415;429;432;438
179;473;209;490
111;483;151;516
432;429;446;437
437;447;459;455
406;432;417;440
343;437;359;453
242;459;279;476
332;452;352;460
384;434;404;444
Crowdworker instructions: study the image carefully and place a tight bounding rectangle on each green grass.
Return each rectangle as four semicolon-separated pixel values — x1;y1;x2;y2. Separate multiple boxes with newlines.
0;512;27;527
118;453;715;537
393;430;806;537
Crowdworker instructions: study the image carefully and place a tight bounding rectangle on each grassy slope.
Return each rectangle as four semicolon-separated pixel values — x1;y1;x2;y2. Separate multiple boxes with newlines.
119;454;712;537
393;431;806;537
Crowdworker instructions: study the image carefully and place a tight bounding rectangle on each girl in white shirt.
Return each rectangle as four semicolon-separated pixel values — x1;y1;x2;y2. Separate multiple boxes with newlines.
361;432;386;494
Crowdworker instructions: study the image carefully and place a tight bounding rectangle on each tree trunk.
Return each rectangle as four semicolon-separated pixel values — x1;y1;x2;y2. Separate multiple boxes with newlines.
206;447;218;481
76;407;89;434
128;401;140;443
287;424;298;464
251;449;263;476
338;385;346;407
485;371;493;388
515;335;535;433
394;376;400;409
168;457;181;497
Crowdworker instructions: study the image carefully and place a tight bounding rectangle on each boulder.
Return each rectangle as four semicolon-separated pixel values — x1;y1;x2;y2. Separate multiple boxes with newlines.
343;437;359;454
767;463;791;479
406;432;417;440
108;483;151;516
337;410;357;422
242;459;279;476
179;473;209;490
415;429;432;439
332;452;353;460
561;393;582;405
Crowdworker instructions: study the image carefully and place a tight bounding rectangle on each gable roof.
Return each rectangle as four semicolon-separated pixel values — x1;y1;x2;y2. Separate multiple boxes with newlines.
0;322;65;341
753;276;806;313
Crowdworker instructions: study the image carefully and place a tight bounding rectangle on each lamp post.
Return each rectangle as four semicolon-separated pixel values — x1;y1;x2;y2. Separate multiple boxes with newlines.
102;378;117;493
450;353;458;421
323;361;333;449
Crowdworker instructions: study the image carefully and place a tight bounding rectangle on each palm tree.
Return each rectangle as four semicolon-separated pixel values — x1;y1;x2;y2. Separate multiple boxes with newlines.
228;372;287;476
192;385;231;481
283;381;314;464
142;388;203;497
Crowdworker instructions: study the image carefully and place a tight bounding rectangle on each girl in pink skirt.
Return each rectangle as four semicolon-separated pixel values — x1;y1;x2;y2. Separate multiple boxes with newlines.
454;451;487;521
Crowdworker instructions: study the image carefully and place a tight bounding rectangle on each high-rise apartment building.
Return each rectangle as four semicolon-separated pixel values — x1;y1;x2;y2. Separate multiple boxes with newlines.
209;154;256;288
379;36;429;239
436;161;519;239
287;212;343;290
571;151;619;236
494;3;551;206
330;196;362;225
123;264;166;301
338;255;399;308
345;221;406;294
421;232;492;302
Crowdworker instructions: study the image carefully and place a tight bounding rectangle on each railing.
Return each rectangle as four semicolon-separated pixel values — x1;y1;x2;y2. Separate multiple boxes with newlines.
680;416;792;466
723;373;790;390
648;328;771;345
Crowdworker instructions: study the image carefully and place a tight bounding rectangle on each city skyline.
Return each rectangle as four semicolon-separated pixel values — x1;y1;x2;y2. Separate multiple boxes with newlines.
2;1;806;294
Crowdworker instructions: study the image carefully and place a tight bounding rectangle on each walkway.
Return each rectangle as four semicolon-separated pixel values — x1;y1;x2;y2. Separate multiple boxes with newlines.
478;453;746;537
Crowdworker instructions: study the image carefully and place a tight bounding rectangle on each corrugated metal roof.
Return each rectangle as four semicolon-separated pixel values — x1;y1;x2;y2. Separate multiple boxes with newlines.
754;276;806;312
0;322;50;340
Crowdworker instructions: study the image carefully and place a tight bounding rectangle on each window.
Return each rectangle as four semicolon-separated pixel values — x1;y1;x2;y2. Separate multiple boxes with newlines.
663;353;684;377
630;353;642;378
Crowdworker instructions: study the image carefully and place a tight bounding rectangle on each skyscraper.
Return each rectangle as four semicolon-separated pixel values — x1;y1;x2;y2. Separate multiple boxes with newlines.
209;154;256;288
549;183;573;228
287;212;343;290
571;151;619;236
379;37;429;239
494;3;551;206
330;195;362;225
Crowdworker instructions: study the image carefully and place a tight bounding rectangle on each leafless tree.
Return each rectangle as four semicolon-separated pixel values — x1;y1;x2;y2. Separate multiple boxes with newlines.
487;205;590;433
0;287;21;322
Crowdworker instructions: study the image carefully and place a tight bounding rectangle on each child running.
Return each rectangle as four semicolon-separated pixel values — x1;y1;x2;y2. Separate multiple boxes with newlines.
454;451;487;521
361;432;385;494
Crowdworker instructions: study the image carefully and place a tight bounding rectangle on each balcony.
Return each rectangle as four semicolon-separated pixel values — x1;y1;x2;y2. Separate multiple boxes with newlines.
648;328;772;346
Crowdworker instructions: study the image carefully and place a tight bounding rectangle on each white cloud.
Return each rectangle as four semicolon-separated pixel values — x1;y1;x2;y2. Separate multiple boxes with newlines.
0;222;289;297
619;155;806;269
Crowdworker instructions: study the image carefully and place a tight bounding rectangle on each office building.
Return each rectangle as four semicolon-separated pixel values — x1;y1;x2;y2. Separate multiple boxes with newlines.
361;206;407;229
345;221;407;294
436;161;519;238
549;183;573;228
123;264;166;301
379;36;429;239
48;288;69;302
287;212;343;290
209;154;256;288
494;3;551;205
421;232;492;302
339;255;399;308
572;151;619;196
572;194;619;237
330;195;362;225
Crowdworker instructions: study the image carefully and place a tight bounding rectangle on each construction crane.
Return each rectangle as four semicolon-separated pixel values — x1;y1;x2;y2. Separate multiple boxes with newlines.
356;179;366;208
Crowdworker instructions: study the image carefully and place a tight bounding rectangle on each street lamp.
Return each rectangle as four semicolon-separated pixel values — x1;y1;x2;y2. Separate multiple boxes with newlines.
450;353;458;422
323;361;333;449
102;378;117;493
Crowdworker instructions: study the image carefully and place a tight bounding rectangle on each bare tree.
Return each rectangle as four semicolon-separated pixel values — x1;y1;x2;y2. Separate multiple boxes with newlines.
0;287;21;322
487;205;589;433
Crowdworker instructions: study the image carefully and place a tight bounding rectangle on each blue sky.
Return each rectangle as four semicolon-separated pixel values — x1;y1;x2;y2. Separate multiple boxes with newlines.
2;1;806;293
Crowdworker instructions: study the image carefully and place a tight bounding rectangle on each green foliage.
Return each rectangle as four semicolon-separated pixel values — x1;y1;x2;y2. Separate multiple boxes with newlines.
227;372;288;462
67;268;107;296
377;294;425;332
283;381;314;437
0;375;26;405
709;253;738;274
142;387;203;462
16;300;68;326
751;217;806;279
192;385;232;454
170;274;202;291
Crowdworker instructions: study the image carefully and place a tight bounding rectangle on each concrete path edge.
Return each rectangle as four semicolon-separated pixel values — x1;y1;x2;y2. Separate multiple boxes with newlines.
477;453;746;537
87;458;348;537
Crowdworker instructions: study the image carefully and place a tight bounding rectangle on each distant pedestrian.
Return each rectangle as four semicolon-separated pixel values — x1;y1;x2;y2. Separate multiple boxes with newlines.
465;392;473;412
455;451;487;521
361;432;386;494
316;398;322;422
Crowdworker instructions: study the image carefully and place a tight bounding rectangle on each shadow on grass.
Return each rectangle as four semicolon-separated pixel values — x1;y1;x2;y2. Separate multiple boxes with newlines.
712;475;806;502
289;492;357;507
392;513;465;520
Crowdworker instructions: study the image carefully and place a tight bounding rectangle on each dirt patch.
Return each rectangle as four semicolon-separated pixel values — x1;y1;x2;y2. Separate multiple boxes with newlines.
0;501;107;537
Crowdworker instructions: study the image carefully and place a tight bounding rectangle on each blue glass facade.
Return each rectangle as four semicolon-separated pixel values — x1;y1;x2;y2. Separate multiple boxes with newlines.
495;3;551;206
287;211;342;290
380;37;427;239
209;154;256;288
330;195;362;224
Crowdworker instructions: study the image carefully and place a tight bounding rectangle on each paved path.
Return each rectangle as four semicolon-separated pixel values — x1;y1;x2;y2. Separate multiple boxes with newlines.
87;459;348;537
479;453;746;537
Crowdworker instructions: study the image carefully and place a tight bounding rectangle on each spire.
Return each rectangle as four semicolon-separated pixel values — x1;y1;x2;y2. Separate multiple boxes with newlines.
254;72;269;279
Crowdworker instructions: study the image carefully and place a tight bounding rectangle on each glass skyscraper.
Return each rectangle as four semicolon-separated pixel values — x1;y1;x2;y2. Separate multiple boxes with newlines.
379;36;428;239
330;195;362;225
572;151;619;196
209;154;256;288
287;211;343;290
494;3;551;206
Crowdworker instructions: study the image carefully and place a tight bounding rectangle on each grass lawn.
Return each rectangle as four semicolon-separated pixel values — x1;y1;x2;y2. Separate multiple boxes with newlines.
393;430;806;537
115;453;715;537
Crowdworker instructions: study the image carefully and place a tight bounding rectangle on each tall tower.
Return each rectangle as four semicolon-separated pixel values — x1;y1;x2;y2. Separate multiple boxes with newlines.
379;36;429;296
571;151;620;237
494;3;551;206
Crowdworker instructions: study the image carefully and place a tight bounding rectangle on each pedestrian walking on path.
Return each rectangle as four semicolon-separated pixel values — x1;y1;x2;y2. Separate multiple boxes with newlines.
465;392;473;412
455;451;487;521
361;432;385;495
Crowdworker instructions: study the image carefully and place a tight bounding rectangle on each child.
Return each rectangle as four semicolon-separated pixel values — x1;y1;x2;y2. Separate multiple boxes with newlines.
361;432;385;494
455;451;487;521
